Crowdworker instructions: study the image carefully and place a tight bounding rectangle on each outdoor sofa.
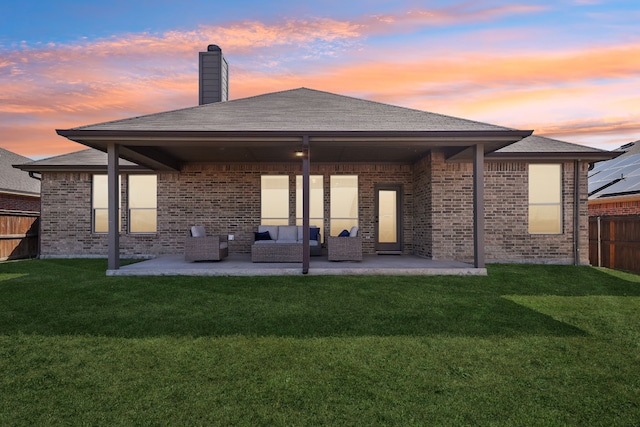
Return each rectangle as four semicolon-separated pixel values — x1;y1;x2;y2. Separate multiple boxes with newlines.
184;226;229;262
252;225;321;262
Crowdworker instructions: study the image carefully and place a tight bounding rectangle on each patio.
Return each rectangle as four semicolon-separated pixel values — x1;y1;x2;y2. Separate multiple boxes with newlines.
107;253;485;276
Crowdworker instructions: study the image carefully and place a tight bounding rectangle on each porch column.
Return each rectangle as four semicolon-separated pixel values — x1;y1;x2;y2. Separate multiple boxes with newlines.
107;143;120;271
302;136;310;274
473;143;485;268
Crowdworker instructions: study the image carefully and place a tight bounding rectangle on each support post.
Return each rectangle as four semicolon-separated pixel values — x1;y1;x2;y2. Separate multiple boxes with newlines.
473;144;485;268
574;160;580;265
302;136;310;274
107;143;120;271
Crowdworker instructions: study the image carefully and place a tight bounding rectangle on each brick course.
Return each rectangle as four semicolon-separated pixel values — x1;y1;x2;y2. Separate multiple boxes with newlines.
0;193;40;213
589;199;640;217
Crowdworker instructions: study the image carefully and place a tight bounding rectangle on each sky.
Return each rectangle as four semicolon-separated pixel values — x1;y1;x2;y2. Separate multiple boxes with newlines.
1;0;639;159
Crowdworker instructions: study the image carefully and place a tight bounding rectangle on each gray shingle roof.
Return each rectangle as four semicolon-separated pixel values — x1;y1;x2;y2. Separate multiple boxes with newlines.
495;135;608;154
0;147;40;196
14;149;146;172
74;87;514;133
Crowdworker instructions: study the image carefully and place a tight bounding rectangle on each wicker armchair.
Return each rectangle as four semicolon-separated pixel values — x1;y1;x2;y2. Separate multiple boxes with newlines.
327;235;363;261
184;226;229;262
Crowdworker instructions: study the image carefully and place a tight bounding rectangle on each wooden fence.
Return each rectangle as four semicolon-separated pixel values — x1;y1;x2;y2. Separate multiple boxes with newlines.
0;212;39;261
589;215;640;274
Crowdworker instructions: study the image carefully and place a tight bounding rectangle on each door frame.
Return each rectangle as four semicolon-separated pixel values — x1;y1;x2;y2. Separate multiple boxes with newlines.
374;183;403;253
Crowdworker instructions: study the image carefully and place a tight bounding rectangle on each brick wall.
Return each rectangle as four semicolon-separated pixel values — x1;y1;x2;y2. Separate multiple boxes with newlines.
412;156;432;257
427;151;590;264
39;158;591;264
0;193;40;213
589;199;640;217
40;163;414;257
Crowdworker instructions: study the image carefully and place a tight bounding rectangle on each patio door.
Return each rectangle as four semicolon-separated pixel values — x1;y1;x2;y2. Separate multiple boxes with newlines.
375;184;402;254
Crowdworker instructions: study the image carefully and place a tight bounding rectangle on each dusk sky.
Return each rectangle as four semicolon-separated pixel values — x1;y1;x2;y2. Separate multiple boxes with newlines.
1;0;639;159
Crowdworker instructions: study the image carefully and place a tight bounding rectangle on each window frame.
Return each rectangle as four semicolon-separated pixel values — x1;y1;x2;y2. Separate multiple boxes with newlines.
92;174;121;234
260;175;290;225
295;175;324;239
528;163;563;235
329;175;359;237
127;174;158;234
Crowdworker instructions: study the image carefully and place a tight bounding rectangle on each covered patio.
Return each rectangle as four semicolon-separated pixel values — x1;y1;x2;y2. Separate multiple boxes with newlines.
107;253;484;276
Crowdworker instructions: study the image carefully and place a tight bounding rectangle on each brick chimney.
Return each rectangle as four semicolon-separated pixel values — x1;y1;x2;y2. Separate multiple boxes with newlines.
199;45;228;105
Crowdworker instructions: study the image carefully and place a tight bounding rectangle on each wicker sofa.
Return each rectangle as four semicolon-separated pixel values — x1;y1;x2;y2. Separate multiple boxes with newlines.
184;226;229;262
252;225;321;262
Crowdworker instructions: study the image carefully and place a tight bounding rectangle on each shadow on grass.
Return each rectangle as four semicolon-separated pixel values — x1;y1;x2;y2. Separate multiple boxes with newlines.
0;261;596;339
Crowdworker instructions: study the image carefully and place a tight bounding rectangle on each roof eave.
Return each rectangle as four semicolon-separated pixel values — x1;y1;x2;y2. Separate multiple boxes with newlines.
487;151;622;162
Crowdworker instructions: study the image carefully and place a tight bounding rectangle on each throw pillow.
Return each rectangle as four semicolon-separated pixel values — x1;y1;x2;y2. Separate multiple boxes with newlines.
254;231;272;241
338;229;350;237
309;227;320;241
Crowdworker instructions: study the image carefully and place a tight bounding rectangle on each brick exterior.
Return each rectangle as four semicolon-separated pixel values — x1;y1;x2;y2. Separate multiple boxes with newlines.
589;199;640;217
0;193;40;213
39;157;591;265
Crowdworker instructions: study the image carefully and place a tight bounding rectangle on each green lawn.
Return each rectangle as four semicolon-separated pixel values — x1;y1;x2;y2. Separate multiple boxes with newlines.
1;259;639;426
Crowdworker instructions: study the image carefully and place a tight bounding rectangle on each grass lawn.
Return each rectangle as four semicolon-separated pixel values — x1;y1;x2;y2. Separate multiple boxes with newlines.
1;260;639;425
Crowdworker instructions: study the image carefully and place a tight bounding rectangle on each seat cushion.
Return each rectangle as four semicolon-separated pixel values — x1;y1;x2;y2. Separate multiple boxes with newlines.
191;226;206;237
278;226;298;241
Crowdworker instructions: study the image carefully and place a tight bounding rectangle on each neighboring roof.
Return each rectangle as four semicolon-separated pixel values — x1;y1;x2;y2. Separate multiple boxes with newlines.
15;149;149;173
615;140;640;157
0;147;40;196
72;88;516;133
489;135;617;161
589;152;640;200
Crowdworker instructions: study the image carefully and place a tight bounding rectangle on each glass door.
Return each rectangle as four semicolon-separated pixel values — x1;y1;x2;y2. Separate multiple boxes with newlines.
375;184;402;253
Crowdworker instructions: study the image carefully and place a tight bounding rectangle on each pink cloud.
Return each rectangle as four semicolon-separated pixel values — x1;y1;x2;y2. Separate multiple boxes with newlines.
1;5;637;157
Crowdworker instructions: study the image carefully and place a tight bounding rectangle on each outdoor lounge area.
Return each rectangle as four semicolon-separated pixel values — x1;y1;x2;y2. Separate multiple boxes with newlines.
107;253;483;276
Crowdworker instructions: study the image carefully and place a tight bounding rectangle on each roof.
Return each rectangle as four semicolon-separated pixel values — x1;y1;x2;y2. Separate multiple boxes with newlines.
14;149;149;173
0;147;40;196
589;152;640;200
56;87;534;169
489;135;616;161
53;88;617;170
73;88;515;133
615;140;640;157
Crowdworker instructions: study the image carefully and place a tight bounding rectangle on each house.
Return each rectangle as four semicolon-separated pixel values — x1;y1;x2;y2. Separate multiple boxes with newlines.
1;147;41;260
587;141;640;273
15;45;617;273
589;141;640;216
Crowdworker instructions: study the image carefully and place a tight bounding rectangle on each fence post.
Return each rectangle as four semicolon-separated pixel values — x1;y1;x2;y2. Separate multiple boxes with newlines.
597;216;602;267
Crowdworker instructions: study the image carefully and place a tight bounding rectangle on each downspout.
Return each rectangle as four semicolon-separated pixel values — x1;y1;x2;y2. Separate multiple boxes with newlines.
574;160;580;266
28;172;42;258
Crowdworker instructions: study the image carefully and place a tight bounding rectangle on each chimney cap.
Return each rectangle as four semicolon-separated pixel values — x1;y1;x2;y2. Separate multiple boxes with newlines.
207;44;222;52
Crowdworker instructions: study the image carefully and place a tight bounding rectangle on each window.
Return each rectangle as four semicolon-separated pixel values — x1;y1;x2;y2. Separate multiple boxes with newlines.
261;175;289;225
529;164;562;234
128;175;157;233
296;175;324;235
92;174;121;233
330;175;358;236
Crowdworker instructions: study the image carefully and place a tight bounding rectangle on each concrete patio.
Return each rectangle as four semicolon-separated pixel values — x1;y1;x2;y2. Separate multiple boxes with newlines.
107;253;486;276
